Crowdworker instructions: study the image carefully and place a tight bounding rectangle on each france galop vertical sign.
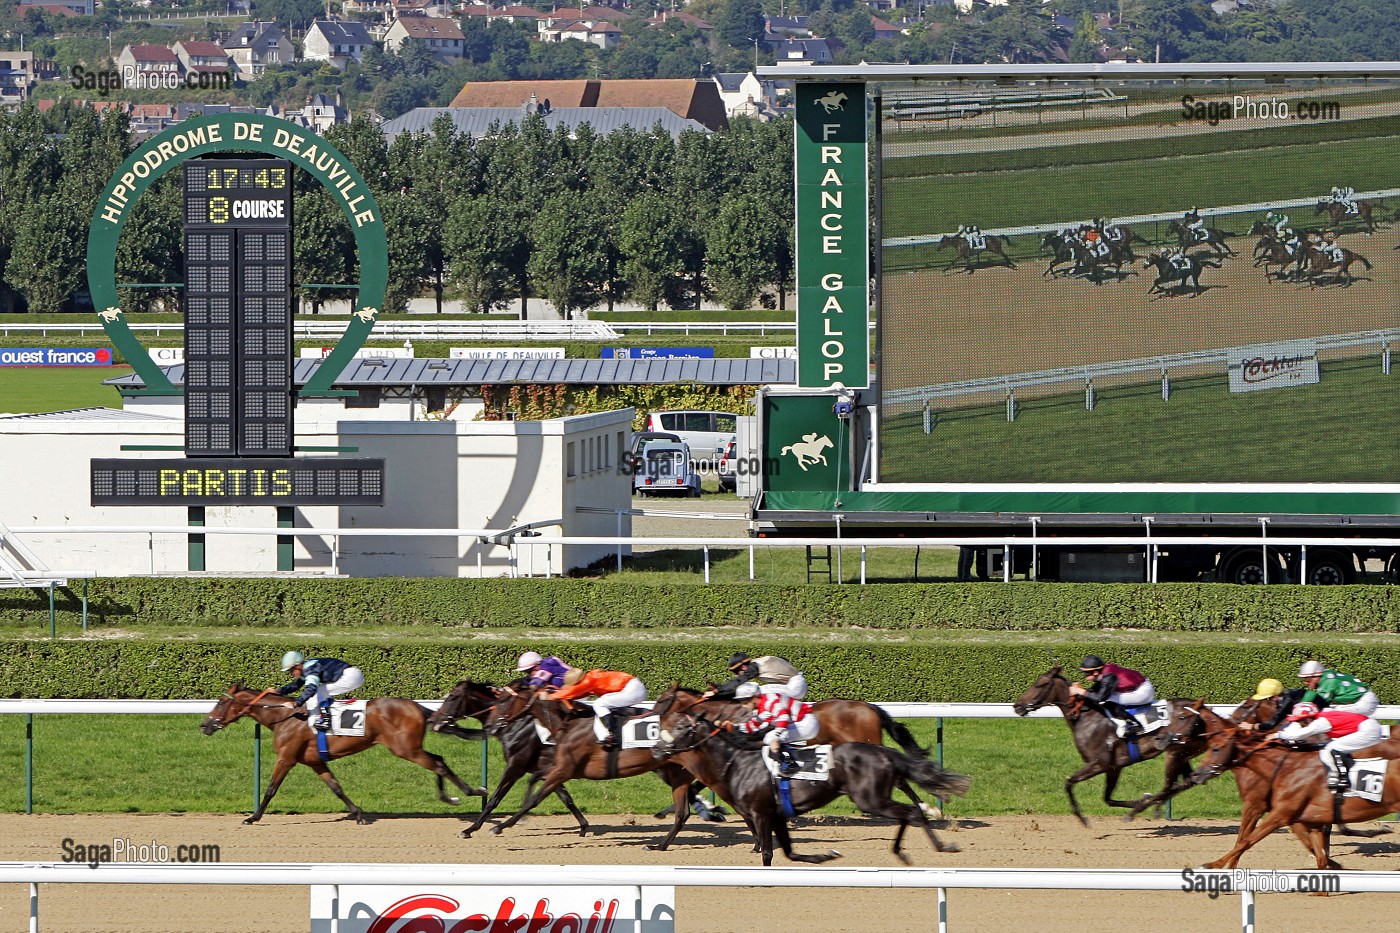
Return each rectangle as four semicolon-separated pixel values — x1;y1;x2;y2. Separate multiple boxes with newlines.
795;83;868;389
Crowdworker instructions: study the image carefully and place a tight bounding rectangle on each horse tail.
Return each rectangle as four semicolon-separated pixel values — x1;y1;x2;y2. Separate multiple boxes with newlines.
895;753;971;800
1357;253;1373;269
781;445;793;455
875;705;929;758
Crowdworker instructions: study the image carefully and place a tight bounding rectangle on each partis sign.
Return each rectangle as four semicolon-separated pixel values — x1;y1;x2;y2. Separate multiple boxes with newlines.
795;83;869;389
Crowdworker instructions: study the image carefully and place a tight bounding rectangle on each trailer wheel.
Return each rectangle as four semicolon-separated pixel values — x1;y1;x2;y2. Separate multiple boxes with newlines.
1220;551;1284;585
1303;550;1354;586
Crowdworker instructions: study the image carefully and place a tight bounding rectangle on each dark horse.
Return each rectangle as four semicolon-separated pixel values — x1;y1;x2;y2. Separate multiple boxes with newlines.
427;679;593;838
653;700;970;865
935;233;1016;273
1166;219;1236;256
1315;198;1382;235
1144;252;1220;296
1299;243;1372;287
1012;667;1207;825
481;688;703;851
201;684;487;824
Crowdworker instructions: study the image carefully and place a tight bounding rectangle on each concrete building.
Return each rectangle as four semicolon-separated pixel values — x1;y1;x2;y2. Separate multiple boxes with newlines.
0;51;39;104
384;14;466;63
303;20;376;71
117;44;180;89
223;21;295;77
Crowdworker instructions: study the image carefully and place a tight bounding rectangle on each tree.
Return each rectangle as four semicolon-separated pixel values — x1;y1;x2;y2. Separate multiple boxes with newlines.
115;175;182;313
705;194;786;310
4;179;87;313
527;191;608;319
716;0;765;50
1068;12;1104;62
444;192;525;314
618;192;687;311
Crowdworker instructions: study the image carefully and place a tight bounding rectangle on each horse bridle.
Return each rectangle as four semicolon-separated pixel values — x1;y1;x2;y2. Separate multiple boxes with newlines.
208;689;302;730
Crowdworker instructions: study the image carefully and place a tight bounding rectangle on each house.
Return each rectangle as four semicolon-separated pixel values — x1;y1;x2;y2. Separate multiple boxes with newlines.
490;5;544;25
304;20;377;70
768;38;834;64
384;13;466;62
223;21;295;77
459;3;493;23
647;10;713;33
172;40;232;78
381;103;710;142
712;72;790;120
449;79;729;132
0;51;40;104
15;0;90;15
540;19;622;50
765;15;811;38
869;15;905;39
117;44;180;89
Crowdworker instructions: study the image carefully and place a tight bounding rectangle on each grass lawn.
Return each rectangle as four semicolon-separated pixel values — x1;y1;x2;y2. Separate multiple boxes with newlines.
0;366;129;414
0;712;1260;821
881;359;1400;484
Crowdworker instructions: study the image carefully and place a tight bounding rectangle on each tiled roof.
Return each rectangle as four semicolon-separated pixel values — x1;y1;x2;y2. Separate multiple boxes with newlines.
126;44;180;63
175;40;228;56
450;79;596;108
393;15;465;40
648;11;713;29
309;20;375;43
494;5;544;16
381;106;710;140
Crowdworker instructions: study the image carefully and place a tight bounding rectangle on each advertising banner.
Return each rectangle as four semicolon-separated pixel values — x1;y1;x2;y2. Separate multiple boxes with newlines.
0;348;113;367
1227;341;1321;393
750;346;798;359
451;347;566;360
299;347;415;360
601;347;715;359
309;884;675;933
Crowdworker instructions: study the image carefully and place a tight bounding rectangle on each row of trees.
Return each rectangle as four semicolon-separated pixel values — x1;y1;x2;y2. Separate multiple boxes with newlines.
0;103;795;316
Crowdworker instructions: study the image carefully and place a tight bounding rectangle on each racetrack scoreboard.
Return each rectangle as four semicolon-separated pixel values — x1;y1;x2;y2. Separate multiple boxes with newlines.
182;158;293;457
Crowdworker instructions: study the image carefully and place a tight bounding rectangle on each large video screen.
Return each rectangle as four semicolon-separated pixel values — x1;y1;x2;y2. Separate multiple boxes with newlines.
878;79;1400;485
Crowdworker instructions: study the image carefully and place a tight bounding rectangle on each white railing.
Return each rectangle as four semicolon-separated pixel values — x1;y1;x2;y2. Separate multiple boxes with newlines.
7;526;1400;584
0;319;832;338
2;861;1399;932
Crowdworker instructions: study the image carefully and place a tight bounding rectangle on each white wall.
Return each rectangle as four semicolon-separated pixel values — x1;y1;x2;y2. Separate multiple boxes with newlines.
0;408;632;578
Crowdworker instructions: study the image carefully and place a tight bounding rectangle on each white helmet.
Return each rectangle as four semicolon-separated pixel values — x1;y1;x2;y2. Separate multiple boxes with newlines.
734;682;760;698
515;651;543;672
280;650;304;672
1299;660;1326;678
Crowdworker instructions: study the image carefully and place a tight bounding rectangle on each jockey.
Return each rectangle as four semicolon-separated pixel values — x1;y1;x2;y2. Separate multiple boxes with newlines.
1083;226;1109;257
1299;660;1379;716
515;651;581;689
720;692;818;778
546;668;647;749
277;651;364;733
1069;655;1155;737
965;225;985;249
1238;677;1307;731
1319;231;1346;263
711;652;808;701
1184;206;1207;240
1331;185;1357;213
1267;701;1382;791
1166;247;1191;271
1265;210;1290;238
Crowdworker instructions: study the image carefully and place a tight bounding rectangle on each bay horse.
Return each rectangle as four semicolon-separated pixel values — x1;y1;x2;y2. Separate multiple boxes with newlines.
1012;666;1207;825
427;679;592;838
1315;198;1380;234
935;233;1016;273
1300;243;1372;287
201;684;487;825
1166;220;1235;256
1189;722;1400;870
653;700;970;866
482;688;704;851
1144;252;1219;296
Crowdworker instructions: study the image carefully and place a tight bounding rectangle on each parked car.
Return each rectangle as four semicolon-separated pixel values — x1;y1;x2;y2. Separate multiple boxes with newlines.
644;411;738;464
633;440;701;497
625;431;682;476
717;436;737;491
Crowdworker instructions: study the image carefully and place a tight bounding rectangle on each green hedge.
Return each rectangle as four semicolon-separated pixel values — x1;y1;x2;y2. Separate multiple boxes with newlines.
6;579;1400;632
4;639;1400;704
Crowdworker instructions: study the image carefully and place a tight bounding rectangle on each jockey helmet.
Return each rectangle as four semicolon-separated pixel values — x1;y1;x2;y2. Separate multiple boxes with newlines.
1286;701;1321;722
1251;678;1284;701
728;651;753;672
1298;660;1326;678
735;682;760;698
1078;655;1106;672
280;650;304;672
516;650;543;672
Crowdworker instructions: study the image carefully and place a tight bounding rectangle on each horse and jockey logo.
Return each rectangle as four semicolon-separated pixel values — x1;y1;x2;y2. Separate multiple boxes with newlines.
815;90;847;114
782;433;834;471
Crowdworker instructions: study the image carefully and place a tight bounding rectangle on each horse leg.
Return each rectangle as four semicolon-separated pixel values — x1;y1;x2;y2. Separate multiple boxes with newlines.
1289;822;1339;872
1101;767;1142;811
491;772;566;835
1064;761;1110;826
772;814;839;864
551;782;591;836
461;758;532;838
383;734;489;803
890;779;957;855
648;772;694;852
1204;811;1293;869
307;760;368;825
1221;797;1268;869
244;755;297;825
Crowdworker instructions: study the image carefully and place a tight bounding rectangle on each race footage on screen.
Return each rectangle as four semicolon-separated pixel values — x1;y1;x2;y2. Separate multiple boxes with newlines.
877;80;1400;485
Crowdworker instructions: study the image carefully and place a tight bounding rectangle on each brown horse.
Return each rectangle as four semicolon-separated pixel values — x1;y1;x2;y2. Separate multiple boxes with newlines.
653;699;970;865
483;688;703;850
1189;723;1400;869
201;684;487;824
427;679;592;837
1300;243;1372;287
1315;198;1381;234
935;233;1016;273
1013;667;1207;824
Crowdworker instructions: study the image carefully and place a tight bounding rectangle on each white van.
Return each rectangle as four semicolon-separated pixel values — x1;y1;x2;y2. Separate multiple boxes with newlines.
644;411;738;463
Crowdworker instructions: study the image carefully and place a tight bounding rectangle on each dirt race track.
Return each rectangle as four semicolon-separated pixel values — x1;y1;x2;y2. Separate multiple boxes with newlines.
3;812;1400;932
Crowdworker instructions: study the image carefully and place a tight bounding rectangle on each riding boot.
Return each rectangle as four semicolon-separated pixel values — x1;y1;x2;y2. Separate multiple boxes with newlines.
600;712;622;749
1329;752;1354;791
315;705;332;733
777;744;801;777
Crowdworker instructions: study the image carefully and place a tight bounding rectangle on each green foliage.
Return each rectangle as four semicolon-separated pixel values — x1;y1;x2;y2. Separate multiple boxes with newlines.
477;383;756;426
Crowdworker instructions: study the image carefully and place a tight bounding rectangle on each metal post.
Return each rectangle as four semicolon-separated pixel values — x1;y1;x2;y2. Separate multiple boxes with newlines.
936;886;948;933
29;881;37;933
276;506;294;572
616;510;623;573
149;531;155;574
1029;517;1040;581
835;515;844;583
1240;890;1255;933
480;734;489;789
1085;377;1095;411
332;535;340;576
1144;517;1156;583
749;545;755;581
254;723;262;813
860;546;866;585
48;582;55;638
936;717;944;768
1384;341;1391;375
188;505;206;572
1259;517;1270;585
81;579;88;632
330;882;340;933
1002;544;1011;582
703;546;710;585
1161;368;1171;401
1301;543;1308;584
25;713;33;814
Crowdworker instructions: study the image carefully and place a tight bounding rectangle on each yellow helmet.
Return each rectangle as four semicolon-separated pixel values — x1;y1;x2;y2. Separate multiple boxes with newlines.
1250;678;1284;701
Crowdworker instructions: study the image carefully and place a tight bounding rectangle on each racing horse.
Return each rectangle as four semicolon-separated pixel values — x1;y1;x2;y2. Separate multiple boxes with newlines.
1166;219;1235;257
653;700;970;866
1299;242;1372;287
1144;252;1219;297
1315;198;1383;235
481;687;705;851
427;679;593;838
935;232;1016;273
1012;667;1209;825
201;684;488;825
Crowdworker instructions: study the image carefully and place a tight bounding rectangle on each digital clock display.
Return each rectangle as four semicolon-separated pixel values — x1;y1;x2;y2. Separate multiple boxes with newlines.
183;162;293;228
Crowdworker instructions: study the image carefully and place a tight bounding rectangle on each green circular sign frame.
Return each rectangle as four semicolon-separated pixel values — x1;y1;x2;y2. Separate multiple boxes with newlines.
86;113;388;396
